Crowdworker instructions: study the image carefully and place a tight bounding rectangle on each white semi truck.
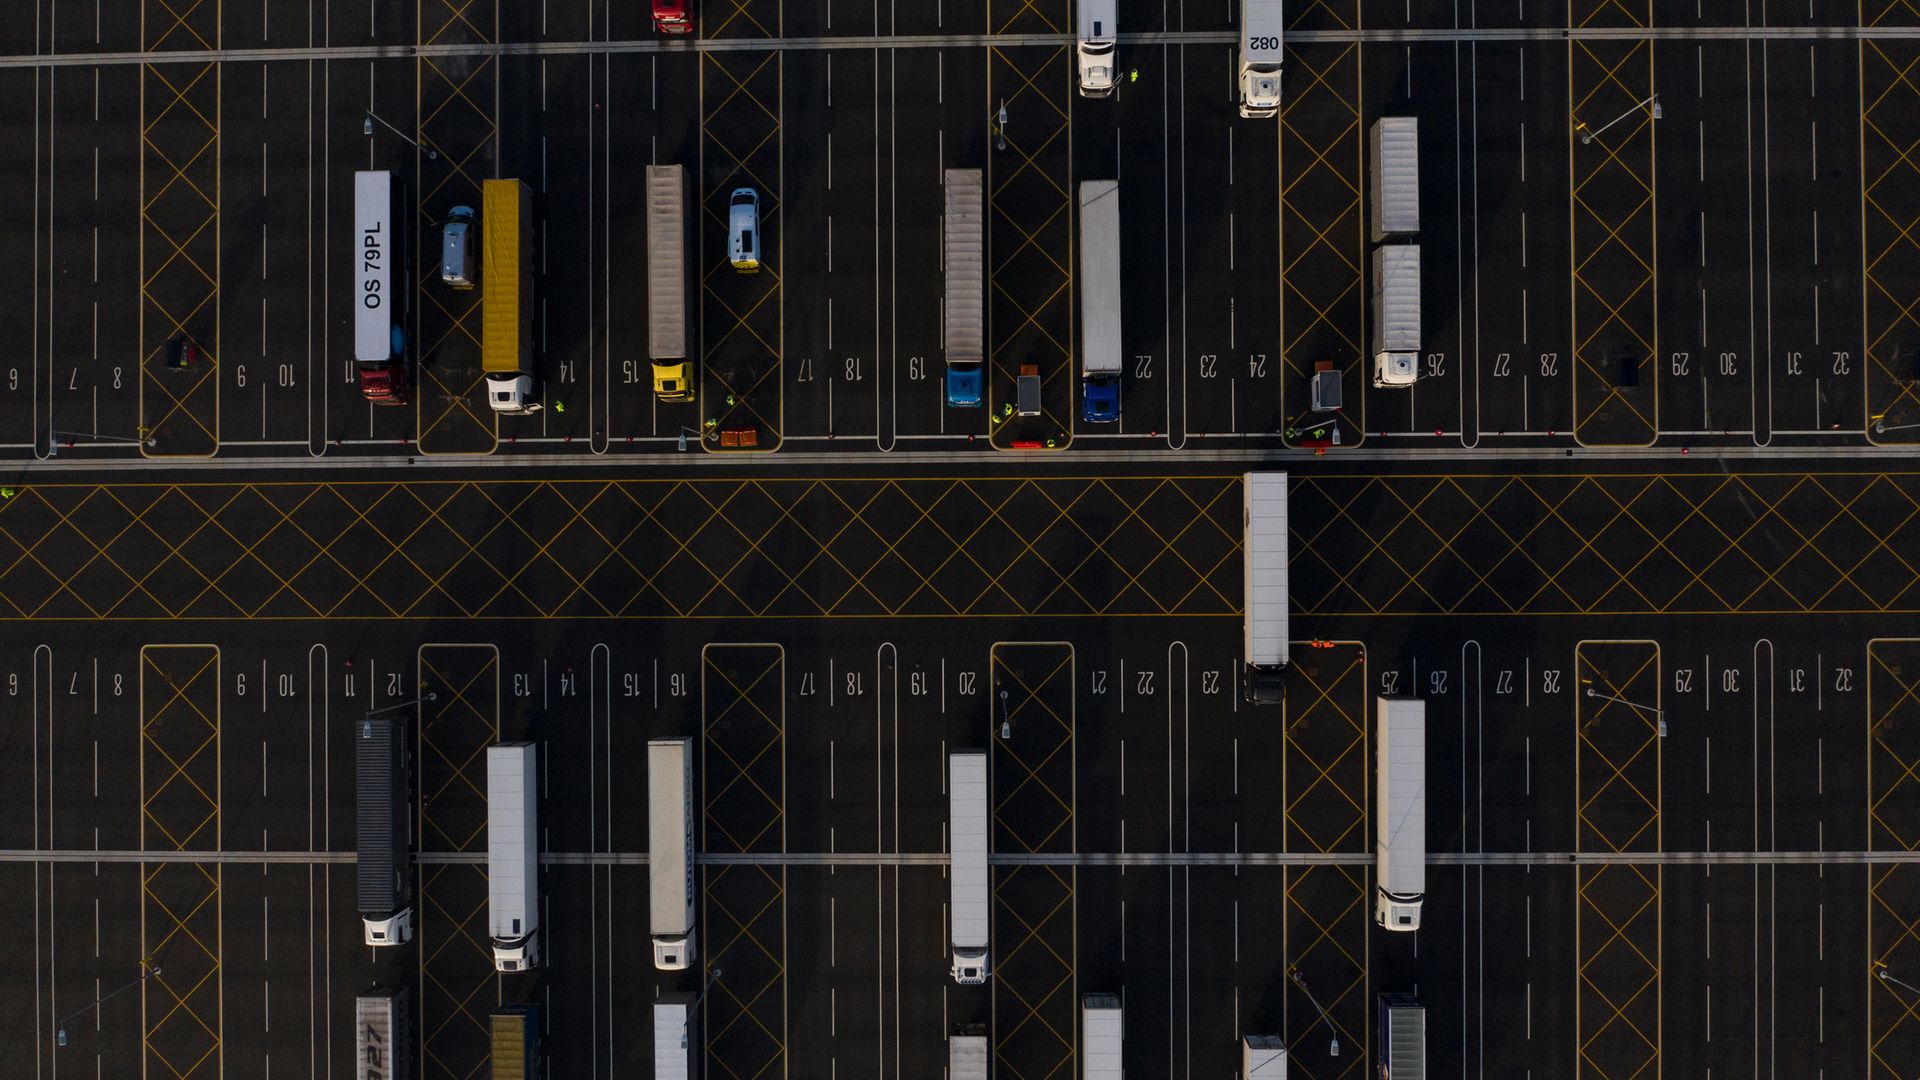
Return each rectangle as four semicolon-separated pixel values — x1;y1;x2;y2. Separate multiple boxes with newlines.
949;750;990;984
1242;471;1290;703
1238;0;1285;117
1375;696;1426;931
649;736;698;970
488;742;542;970
1081;994;1124;1080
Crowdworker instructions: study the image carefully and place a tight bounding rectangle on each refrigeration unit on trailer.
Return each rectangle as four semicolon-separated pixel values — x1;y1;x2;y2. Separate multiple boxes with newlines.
1242;471;1290;703
357;711;413;946
649;736;697;970
949;750;990;983
1375;696;1426;931
356;987;412;1080
1238;0;1285;117
488;742;542;970
352;171;411;405
1077;179;1122;423
1081;994;1123;1080
944;169;986;408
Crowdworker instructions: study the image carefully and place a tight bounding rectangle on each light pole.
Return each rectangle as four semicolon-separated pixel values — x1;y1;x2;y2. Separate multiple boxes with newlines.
1577;93;1660;145
1584;686;1665;738
1286;967;1340;1058
56;960;162;1047
998;688;1012;740
1878;961;1920;997
362;694;436;733
364;109;438;161
995;100;1009;151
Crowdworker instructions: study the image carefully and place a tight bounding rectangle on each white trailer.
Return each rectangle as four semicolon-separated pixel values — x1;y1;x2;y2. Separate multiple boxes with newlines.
1375;697;1426;931
1243;1035;1288;1080
1081;994;1123;1080
1378;994;1426;1079
1238;0;1285;117
1369;117;1420;242
1076;0;1118;97
653;994;699;1080
1371;244;1422;389
488;743;542;971
1077;180;1123;422
356;987;412;1080
1242;472;1290;703
949;750;990;984
648;737;698;970
950;1023;989;1080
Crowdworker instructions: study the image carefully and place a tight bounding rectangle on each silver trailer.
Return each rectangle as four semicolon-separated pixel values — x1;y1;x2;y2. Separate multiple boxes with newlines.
1369;117;1420;241
949;750;991;983
1242;472;1290;703
488;743;542;971
355;987;412;1080
1370;244;1422;389
1081;994;1124;1080
1375;697;1427;931
649;736;697;970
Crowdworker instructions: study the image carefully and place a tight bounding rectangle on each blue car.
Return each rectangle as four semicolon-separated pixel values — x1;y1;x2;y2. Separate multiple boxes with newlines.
945;362;983;408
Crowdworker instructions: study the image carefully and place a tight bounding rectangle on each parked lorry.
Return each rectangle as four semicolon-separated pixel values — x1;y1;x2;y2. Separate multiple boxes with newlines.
1076;0;1118;97
654;994;699;1080
950;1022;989;1080
944;169;985;408
1375;696;1426;931
356;987;412;1080
1371;243;1422;388
648;736;697;970
1078;180;1122;423
488;743;542;970
1242;471;1290;704
1243;1035;1288;1079
357;711;413;946
1369;117;1420;241
1378;994;1426;1079
647;165;694;401
1081;994;1123;1080
489;1004;539;1080
1238;0;1285;117
949;750;990;984
353;170;410;405
482;178;538;413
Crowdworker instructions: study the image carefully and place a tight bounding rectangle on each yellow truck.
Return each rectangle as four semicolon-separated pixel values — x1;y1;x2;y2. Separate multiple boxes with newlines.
481;179;537;414
646;165;694;401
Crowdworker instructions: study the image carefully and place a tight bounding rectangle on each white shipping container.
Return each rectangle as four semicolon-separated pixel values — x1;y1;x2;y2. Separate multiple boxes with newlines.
653;995;698;1080
1370;117;1420;241
648;737;697;970
353;171;395;363
1243;1035;1288;1080
1081;995;1124;1080
949;751;991;983
1242;472;1291;672
1078;180;1122;377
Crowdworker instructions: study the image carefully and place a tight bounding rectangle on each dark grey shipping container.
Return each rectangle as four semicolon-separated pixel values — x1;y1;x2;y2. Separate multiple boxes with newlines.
356;986;413;1080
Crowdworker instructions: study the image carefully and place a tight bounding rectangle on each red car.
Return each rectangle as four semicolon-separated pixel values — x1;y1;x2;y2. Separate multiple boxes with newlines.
652;0;692;33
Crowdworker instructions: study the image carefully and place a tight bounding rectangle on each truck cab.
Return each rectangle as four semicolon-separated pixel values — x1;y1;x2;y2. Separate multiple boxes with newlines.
486;372;536;413
1081;376;1119;422
945;362;983;407
357;325;411;406
951;946;989;985
652;360;693;401
1076;0;1118;97
652;0;692;33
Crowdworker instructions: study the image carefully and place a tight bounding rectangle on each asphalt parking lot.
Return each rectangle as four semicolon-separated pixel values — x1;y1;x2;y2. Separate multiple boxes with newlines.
2;0;1919;1078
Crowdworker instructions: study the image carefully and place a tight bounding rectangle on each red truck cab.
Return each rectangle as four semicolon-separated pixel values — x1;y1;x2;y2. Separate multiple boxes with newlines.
357;325;411;406
652;0;692;33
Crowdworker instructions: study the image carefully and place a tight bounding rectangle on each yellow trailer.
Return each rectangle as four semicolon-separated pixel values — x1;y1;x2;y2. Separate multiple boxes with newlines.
481;179;537;414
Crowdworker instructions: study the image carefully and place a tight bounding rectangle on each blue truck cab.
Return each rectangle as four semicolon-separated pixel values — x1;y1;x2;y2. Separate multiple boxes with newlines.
945;362;983;408
1080;375;1120;423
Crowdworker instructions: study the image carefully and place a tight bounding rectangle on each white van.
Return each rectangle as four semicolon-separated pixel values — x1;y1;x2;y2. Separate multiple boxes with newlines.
441;205;475;289
1076;0;1117;97
729;188;761;273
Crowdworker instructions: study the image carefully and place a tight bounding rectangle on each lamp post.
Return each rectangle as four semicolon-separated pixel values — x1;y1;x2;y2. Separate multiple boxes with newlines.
995;100;1008;151
1286;966;1340;1058
998;688;1012;740
1576;93;1661;145
364;109;438;161
1584;686;1665;738
56;960;162;1047
1878;961;1920;997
